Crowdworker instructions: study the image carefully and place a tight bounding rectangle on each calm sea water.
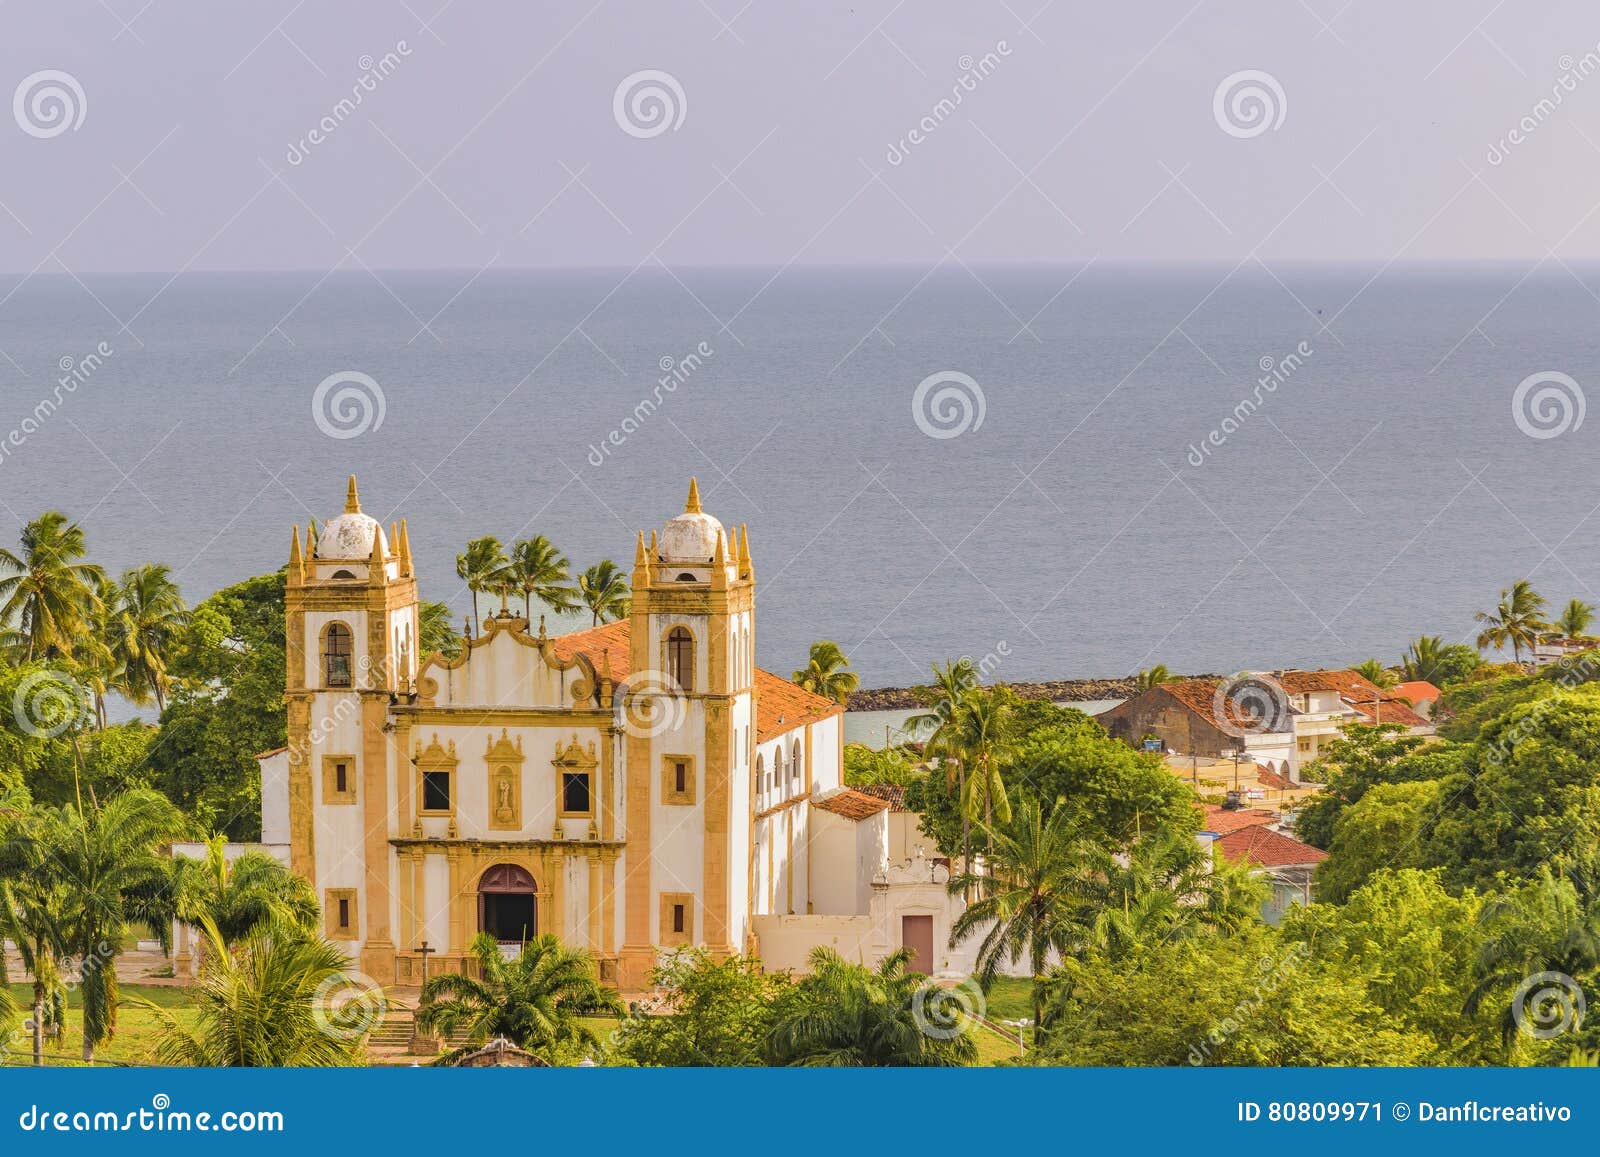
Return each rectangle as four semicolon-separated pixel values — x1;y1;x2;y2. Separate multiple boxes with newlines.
2;264;1597;691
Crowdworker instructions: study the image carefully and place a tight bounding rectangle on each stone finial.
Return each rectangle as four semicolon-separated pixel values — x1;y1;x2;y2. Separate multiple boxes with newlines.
345;474;361;513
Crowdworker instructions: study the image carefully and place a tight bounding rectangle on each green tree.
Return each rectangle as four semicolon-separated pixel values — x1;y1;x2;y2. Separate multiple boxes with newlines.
767;947;976;1067
1134;664;1175;691
1292;722;1434;849
503;535;579;621
616;949;795;1066
949;798;1081;1034
109;563;190;713
418;932;622;1064
455;536;507;634
149;572;286;838
173;835;319;945
0;793;71;1065
578;560;631;626
50;788;182;1061
417;600;463;661
1316;780;1443;903
1351;658;1396;689
1283;869;1501;1064
843;743;921;786
145;918;367;1066
1401;634;1480;686
0;512;105;661
931;685;1017;862
1476;579;1549;664
1559;598;1596;640
791;640;859;704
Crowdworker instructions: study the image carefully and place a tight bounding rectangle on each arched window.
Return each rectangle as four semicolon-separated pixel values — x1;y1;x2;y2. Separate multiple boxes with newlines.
790;742;802;789
754;754;764;807
666;627;694;692
772;748;784;799
322;622;353;687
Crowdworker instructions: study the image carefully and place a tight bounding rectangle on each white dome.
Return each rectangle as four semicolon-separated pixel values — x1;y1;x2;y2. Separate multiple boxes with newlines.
660;510;724;563
317;512;386;560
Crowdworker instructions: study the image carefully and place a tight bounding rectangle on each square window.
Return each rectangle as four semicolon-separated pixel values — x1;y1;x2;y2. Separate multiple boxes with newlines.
321;755;357;804
325;889;358;940
561;771;592;816
659;892;693;947
661;755;695;805
421;771;452;813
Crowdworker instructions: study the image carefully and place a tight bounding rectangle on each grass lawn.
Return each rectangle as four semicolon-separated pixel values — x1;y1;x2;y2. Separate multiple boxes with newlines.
4;983;200;1067
980;976;1035;1022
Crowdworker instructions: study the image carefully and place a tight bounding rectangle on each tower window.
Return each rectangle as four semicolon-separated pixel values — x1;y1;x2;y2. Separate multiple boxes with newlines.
322;755;358;804
676;572;697;582
660;892;693;946
322;622;353;687
663;755;695;805
666;627;694;692
325;889;358;939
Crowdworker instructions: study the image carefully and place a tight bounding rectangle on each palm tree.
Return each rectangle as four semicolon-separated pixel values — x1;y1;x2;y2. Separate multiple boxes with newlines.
1351;658;1396;688
502;536;580;622
934;687;1017;862
791;640;860;704
949;798;1079;1035
173;835;319;946
768;946;977;1066
145;918;367;1066
1476;579;1549;665
455;536;507;635
1134;664;1175;691
578;560;631;625
108;564;189;713
417;600;463;661
78;578;124;729
904;657;978;742
417;932;622;1064
1558;598;1595;641
0;512;105;661
0;795;70;1065
1402;635;1447;682
50;789;181;1061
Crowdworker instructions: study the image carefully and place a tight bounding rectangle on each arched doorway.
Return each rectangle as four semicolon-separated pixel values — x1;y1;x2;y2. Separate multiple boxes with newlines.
478;863;537;944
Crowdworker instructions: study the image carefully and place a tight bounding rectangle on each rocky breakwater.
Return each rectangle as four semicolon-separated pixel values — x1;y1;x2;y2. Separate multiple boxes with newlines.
847;676;1143;712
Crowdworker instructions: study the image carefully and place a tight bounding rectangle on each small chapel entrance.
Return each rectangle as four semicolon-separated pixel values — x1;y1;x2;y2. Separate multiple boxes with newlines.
478;863;537;945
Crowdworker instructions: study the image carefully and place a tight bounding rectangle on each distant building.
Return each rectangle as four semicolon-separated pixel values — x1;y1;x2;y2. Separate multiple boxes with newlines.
1389;679;1442;719
1531;637;1593;668
1100;669;1431;781
1205;821;1327;924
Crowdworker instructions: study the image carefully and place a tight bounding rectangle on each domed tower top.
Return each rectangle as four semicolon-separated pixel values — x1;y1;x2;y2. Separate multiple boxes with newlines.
317;474;388;560
658;477;725;565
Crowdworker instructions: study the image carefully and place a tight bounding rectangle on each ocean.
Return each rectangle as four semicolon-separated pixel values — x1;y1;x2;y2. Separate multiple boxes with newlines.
1;262;1596;693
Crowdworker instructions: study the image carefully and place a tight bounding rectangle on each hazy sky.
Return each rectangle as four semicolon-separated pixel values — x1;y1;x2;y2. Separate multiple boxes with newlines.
3;1;1599;273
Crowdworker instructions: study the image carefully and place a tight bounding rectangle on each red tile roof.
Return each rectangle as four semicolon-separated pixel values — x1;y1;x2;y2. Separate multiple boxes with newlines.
1152;678;1278;732
1255;765;1295;790
550;620;844;744
1199;803;1280;835
810;788;890;821
856;783;910;812
1348;697;1430;728
1391;680;1441;704
1214;826;1327;868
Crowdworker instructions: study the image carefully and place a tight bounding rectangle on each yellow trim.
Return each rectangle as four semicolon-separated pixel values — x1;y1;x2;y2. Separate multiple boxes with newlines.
326;888;359;940
321;753;358;804
415;734;459;818
485;729;524;832
662;753;696;805
659;891;693;946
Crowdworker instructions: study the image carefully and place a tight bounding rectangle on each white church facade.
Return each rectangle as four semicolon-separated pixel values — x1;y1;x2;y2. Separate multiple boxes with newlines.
253;477;968;991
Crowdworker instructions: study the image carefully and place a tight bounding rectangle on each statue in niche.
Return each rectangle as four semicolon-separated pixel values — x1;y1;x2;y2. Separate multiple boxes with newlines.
494;771;515;823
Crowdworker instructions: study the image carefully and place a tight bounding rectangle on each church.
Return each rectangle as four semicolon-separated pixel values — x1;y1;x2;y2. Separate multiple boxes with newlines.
254;476;946;992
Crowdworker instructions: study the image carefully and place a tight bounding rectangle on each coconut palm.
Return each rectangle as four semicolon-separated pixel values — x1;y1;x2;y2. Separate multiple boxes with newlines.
50;788;181;1061
1134;664;1175;691
1351;658;1396;689
948;798;1080;1035
1558;598;1595;641
0;512;105;662
417;932;622;1064
791;641;860;704
933;686;1017;862
768;946;976;1066
0;796;70;1065
76;578;125;729
455;536;507;635
173;835;319;946
144;918;367;1066
108;564;189;713
1476;579;1549;665
417;600;463;661
904;657;978;743
502;535;580;622
578;560;631;626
